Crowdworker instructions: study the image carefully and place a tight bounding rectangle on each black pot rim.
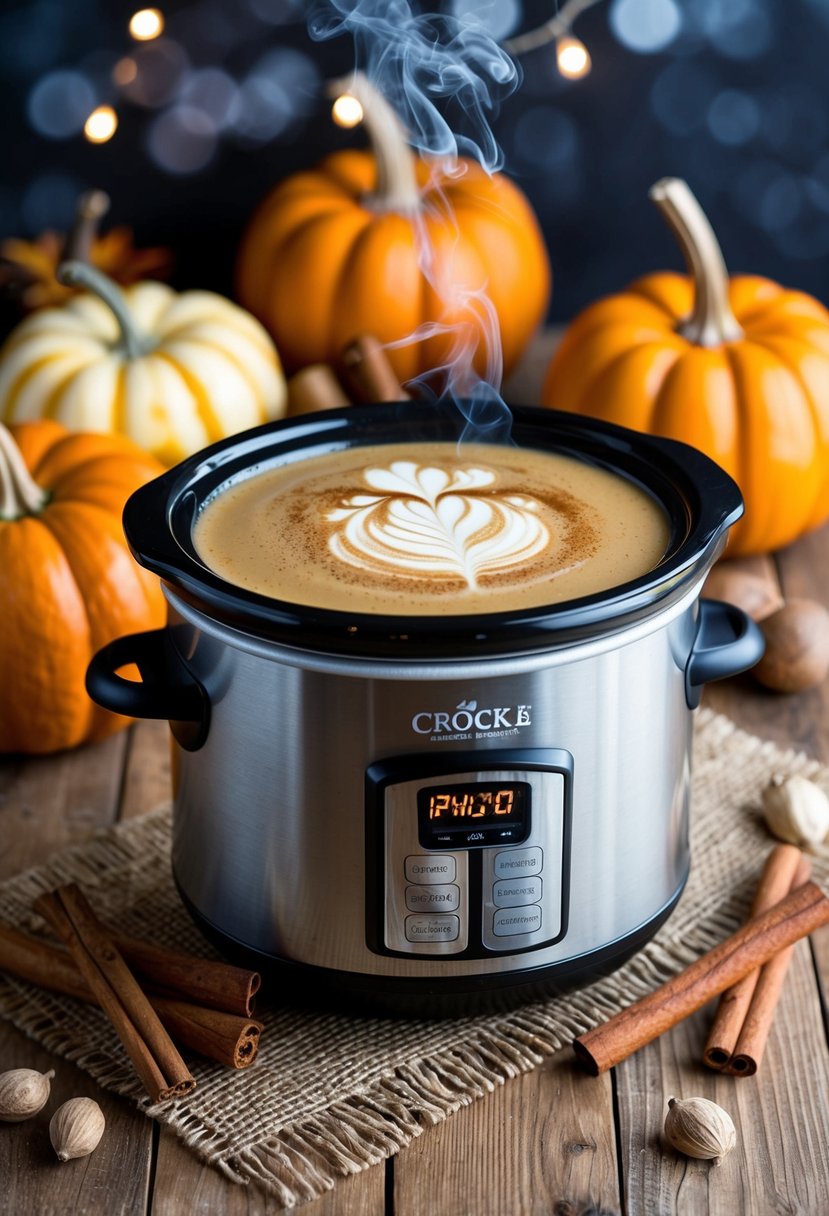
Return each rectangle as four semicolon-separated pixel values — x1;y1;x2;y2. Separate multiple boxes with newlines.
123;400;743;660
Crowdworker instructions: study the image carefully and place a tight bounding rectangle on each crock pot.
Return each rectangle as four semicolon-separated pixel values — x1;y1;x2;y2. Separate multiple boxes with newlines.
87;401;764;1015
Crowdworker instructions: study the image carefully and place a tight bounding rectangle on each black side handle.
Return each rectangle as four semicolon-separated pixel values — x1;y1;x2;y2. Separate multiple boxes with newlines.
686;598;765;709
86;628;210;750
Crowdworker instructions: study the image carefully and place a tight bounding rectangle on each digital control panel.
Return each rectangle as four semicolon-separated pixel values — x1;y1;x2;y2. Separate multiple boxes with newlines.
365;750;572;960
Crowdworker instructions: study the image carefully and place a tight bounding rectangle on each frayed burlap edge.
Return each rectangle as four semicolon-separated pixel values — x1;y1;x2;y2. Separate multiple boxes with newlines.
1;708;827;1209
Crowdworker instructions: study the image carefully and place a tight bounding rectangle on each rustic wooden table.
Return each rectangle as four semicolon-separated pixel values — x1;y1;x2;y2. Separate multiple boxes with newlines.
3;339;829;1214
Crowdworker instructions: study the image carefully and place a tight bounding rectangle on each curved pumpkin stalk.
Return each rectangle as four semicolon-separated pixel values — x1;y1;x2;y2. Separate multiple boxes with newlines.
649;178;744;348
327;71;421;213
0;423;49;519
56;259;151;359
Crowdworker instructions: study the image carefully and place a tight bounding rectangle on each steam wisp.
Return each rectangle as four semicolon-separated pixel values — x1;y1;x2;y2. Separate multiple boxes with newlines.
310;0;521;443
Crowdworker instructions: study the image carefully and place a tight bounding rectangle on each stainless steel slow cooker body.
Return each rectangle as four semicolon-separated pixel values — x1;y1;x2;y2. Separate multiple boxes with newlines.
88;402;764;1015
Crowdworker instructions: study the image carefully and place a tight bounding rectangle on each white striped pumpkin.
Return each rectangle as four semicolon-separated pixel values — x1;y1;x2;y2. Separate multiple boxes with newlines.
0;261;287;465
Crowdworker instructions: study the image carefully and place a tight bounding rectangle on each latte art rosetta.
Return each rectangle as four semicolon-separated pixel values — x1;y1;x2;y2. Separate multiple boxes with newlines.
326;462;551;588
192;441;670;615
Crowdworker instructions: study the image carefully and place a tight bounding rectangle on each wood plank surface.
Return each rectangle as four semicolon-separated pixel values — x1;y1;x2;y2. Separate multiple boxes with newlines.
393;1053;620;1216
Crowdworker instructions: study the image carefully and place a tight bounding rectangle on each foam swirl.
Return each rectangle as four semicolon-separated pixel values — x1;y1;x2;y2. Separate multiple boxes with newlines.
326;461;550;588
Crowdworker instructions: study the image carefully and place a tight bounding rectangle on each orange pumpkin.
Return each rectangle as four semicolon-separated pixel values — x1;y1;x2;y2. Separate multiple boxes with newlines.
237;72;550;384
0;420;165;754
542;177;829;556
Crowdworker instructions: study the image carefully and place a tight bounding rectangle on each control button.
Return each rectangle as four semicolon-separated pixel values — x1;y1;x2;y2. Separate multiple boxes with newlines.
493;876;543;908
492;905;543;937
406;884;460;913
493;847;543;878
405;855;456;884
405;914;460;943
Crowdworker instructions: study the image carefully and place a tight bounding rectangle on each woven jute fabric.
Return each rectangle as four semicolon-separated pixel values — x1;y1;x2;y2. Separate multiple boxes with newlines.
1;709;827;1208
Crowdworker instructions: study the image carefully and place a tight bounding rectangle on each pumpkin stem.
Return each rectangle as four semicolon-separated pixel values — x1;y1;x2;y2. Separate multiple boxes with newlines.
63;190;110;265
0;422;49;520
649;178;744;347
56;260;148;360
328;72;421;213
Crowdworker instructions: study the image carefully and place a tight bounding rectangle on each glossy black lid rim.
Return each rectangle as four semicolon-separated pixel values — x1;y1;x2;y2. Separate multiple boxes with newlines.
123;401;743;659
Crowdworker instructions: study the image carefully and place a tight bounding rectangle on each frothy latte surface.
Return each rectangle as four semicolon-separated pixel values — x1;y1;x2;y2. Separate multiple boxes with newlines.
193;442;669;615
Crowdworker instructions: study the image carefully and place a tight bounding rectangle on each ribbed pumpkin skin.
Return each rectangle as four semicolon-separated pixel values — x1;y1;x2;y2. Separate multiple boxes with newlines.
236;150;551;382
0;422;165;754
542;272;829;555
0;284;287;466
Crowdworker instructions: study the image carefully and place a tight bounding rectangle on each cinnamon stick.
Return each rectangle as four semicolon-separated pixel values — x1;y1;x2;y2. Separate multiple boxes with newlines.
34;885;196;1102
726;852;813;1076
703;844;804;1070
150;997;262;1069
0;923;263;1070
572;879;829;1075
287;364;351;415
113;932;260;1017
338;334;410;402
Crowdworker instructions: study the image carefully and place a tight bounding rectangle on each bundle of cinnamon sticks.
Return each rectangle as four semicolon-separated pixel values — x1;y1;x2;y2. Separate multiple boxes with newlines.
0;882;264;1103
286;334;410;415
573;845;829;1077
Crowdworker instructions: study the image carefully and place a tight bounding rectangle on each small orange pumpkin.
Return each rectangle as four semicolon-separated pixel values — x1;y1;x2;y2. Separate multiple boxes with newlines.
0;420;165;754
542;178;829;556
237;72;550;384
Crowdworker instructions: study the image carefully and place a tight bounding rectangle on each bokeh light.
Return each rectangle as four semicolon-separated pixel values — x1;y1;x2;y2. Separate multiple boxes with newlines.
761;86;826;161
179;68;240;129
231;48;318;145
28;70;96;139
84;105;118;143
245;0;305;24
610;0;682;54
707;89;760;146
332;93;364;129
117;38;189;108
129;8;165;41
650;62;716;135
699;0;773;60
113;57;138;86
147;105;217;174
451;0;521;42
757;174;802;233
556;37;591;80
732;161;797;231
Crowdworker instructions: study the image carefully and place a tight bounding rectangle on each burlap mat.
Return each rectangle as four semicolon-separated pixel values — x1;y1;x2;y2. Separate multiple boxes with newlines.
1;709;827;1208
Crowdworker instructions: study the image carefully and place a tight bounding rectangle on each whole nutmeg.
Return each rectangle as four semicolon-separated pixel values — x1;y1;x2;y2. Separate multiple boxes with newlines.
49;1096;105;1162
664;1096;736;1166
0;1067;55;1122
754;599;829;694
763;773;829;847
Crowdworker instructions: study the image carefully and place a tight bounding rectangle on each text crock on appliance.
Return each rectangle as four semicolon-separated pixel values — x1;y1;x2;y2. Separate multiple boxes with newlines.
87;402;764;1015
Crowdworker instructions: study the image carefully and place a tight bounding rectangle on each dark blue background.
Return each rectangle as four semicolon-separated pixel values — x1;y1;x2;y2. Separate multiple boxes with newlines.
2;0;828;323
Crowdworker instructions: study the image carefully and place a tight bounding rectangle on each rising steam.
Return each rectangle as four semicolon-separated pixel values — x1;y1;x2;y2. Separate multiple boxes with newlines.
309;0;521;442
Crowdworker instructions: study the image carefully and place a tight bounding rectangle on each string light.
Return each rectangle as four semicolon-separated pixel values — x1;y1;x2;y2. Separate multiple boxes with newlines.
129;8;164;42
504;0;602;81
84;105;118;143
556;36;591;79
331;92;364;128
